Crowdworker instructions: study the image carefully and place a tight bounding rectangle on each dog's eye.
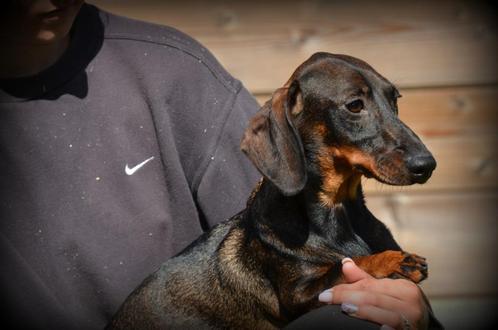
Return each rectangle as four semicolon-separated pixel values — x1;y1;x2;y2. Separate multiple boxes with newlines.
345;99;364;113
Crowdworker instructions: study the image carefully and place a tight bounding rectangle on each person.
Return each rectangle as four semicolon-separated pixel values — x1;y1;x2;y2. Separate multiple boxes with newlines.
0;1;441;329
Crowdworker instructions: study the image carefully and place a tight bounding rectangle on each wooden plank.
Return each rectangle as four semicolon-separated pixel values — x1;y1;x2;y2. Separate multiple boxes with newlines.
90;0;498;92
366;191;498;297
255;86;498;138
395;86;498;139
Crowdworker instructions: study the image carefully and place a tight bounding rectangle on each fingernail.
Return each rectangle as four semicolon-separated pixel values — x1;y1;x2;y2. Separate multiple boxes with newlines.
380;325;395;330
341;302;358;314
342;257;354;265
318;289;333;303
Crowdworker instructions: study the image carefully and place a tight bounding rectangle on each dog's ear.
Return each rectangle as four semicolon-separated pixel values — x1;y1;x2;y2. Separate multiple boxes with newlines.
241;80;306;195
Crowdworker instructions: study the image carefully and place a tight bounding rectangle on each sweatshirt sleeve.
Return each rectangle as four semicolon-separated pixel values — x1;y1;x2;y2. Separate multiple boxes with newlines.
194;86;262;229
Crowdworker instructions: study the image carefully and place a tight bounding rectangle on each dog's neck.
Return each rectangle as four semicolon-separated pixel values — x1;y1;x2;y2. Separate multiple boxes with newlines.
316;172;362;207
309;148;365;208
246;177;370;256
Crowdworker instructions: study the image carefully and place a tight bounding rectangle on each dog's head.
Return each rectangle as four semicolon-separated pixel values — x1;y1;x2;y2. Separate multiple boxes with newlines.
241;52;436;200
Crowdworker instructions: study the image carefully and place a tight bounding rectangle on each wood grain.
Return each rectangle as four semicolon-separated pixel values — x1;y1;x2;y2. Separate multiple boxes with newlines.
90;0;498;92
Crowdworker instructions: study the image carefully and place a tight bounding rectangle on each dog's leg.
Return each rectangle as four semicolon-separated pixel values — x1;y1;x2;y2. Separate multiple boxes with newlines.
353;250;428;283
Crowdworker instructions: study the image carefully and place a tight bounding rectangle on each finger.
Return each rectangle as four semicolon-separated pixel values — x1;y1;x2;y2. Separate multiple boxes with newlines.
329;289;410;316
333;277;421;303
341;302;408;329
341;258;373;283
327;288;420;324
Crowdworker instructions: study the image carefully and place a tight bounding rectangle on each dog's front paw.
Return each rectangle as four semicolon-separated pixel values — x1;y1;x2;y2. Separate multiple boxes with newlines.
353;250;428;283
389;251;428;283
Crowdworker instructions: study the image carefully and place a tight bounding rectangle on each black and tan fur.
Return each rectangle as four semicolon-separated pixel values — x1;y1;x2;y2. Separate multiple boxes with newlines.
108;53;436;329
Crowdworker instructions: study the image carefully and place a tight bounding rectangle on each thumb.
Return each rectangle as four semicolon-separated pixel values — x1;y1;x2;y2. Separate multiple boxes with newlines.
342;258;372;283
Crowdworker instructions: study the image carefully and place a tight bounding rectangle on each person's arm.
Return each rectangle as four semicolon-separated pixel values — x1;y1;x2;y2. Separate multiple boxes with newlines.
194;87;261;229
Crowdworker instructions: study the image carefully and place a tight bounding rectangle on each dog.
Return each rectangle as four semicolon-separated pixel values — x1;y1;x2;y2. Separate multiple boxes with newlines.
107;52;436;329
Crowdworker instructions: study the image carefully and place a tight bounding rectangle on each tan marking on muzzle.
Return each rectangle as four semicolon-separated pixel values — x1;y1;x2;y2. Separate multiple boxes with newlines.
332;147;378;173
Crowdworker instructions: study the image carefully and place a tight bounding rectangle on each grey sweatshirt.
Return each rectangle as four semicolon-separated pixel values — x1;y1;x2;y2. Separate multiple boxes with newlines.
0;4;260;329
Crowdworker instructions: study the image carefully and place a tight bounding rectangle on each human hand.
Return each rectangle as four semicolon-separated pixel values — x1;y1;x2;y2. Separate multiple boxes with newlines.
318;258;429;330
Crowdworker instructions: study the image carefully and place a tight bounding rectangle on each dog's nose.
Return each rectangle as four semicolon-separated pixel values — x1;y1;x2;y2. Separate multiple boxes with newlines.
406;154;436;183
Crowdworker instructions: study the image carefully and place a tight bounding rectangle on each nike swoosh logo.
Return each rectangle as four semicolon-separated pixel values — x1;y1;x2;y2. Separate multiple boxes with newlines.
125;156;155;175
